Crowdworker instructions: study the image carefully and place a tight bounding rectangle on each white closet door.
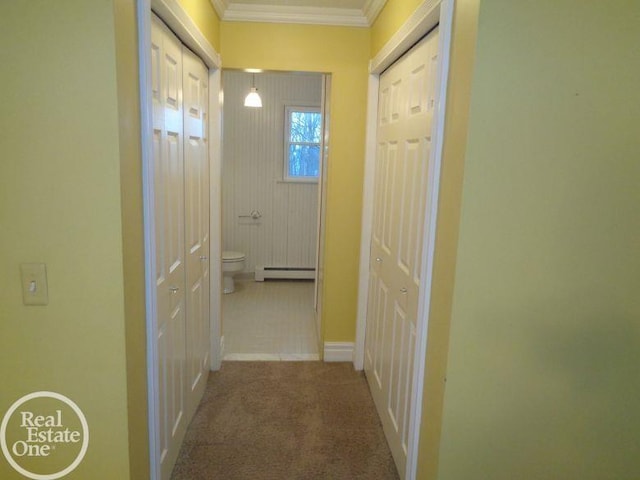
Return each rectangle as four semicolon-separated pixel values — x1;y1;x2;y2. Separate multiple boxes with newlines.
182;45;210;421
152;16;187;480
364;28;440;478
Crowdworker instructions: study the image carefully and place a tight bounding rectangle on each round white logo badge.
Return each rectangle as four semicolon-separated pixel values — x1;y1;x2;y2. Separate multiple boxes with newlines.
1;391;89;480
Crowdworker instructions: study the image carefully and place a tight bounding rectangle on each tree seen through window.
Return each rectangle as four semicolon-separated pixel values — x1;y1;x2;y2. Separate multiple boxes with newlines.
286;107;322;180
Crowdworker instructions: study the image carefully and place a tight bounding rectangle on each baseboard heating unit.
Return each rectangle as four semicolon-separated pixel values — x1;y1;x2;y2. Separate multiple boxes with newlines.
255;266;315;281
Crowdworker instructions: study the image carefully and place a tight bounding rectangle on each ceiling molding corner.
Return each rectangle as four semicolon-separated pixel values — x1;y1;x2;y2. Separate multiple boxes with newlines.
363;0;386;25
210;0;228;19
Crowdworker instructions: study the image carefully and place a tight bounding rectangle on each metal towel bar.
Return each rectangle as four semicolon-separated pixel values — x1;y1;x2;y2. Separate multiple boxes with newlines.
238;210;262;220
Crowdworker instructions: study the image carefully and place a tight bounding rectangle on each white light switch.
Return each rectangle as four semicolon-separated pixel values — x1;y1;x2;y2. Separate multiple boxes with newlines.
21;263;48;306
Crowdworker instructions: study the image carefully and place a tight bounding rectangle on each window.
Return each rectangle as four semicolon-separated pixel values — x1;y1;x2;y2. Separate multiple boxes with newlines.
284;106;322;182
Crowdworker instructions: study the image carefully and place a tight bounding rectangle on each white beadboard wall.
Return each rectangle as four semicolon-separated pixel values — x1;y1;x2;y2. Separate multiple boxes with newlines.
222;71;322;273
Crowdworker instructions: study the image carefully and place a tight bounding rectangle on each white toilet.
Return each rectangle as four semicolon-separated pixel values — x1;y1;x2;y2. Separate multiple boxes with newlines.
222;251;246;294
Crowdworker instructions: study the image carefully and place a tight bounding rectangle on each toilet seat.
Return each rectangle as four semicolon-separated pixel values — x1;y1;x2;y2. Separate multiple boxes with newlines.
223;251;245;262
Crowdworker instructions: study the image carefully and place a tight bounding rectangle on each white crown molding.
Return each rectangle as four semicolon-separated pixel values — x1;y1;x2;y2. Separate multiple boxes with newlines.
223;4;368;27
362;0;386;25
210;0;228;19
211;1;388;27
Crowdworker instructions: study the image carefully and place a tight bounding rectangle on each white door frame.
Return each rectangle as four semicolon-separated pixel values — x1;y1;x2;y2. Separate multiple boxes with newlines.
137;1;222;478
354;0;454;478
314;74;331;347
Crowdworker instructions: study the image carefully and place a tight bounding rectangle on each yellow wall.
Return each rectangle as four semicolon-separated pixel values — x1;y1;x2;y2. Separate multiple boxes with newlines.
220;22;370;342
113;0;150;479
0;1;134;478
370;0;423;56
437;1;640;478
178;0;221;51
415;1;480;478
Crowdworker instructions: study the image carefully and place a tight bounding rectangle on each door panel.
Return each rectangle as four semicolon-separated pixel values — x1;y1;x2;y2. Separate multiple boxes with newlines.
364;27;440;479
152;16;187;480
182;45;210;421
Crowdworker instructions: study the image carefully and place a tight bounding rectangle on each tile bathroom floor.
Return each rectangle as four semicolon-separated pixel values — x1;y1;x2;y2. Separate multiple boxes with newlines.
222;279;319;360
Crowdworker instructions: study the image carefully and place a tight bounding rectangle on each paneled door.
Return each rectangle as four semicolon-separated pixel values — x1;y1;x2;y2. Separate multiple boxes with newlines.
364;27;440;478
151;14;211;480
182;45;210;421
151;17;187;480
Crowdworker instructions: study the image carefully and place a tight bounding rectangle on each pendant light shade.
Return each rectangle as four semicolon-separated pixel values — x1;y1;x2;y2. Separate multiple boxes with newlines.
244;74;262;108
244;87;262;107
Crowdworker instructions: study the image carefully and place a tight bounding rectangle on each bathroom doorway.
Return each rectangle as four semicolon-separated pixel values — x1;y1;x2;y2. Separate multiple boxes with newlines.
220;70;329;360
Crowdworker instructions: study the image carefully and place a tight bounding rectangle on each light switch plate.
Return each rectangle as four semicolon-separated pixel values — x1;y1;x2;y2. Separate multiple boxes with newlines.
20;263;48;306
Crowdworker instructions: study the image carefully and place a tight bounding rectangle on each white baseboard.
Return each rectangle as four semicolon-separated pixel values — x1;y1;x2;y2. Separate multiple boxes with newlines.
223;353;320;361
323;342;355;362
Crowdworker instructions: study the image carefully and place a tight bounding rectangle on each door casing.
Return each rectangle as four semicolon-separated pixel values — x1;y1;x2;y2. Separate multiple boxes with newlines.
355;1;455;478
137;1;223;478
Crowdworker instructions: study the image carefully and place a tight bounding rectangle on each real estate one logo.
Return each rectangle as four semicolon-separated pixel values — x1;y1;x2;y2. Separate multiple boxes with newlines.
1;391;89;480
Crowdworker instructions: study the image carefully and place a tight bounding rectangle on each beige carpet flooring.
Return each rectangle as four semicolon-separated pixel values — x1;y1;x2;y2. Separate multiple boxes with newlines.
171;362;400;480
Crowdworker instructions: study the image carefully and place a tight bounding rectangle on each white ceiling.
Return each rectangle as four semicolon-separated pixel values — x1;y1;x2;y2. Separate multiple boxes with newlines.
211;0;387;27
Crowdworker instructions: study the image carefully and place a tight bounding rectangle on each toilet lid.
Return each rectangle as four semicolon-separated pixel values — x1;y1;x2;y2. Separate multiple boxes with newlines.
223;250;245;261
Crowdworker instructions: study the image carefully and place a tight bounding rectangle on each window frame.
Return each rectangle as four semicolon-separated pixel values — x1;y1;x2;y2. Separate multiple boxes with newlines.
283;104;322;183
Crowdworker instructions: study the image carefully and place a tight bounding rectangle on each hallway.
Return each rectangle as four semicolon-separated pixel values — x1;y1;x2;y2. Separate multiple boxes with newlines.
170;362;399;480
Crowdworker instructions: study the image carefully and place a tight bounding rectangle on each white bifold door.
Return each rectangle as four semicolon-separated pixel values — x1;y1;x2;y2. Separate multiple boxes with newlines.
364;27;440;479
151;14;210;480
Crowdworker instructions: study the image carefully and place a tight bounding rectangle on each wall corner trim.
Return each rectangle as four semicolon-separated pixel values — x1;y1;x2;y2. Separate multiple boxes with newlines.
323;342;355;362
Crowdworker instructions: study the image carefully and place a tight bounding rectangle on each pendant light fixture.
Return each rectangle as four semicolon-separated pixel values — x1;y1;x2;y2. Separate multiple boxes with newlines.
244;73;262;108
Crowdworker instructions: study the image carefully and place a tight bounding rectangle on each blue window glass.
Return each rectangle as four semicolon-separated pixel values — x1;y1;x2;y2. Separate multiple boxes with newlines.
285;107;322;181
